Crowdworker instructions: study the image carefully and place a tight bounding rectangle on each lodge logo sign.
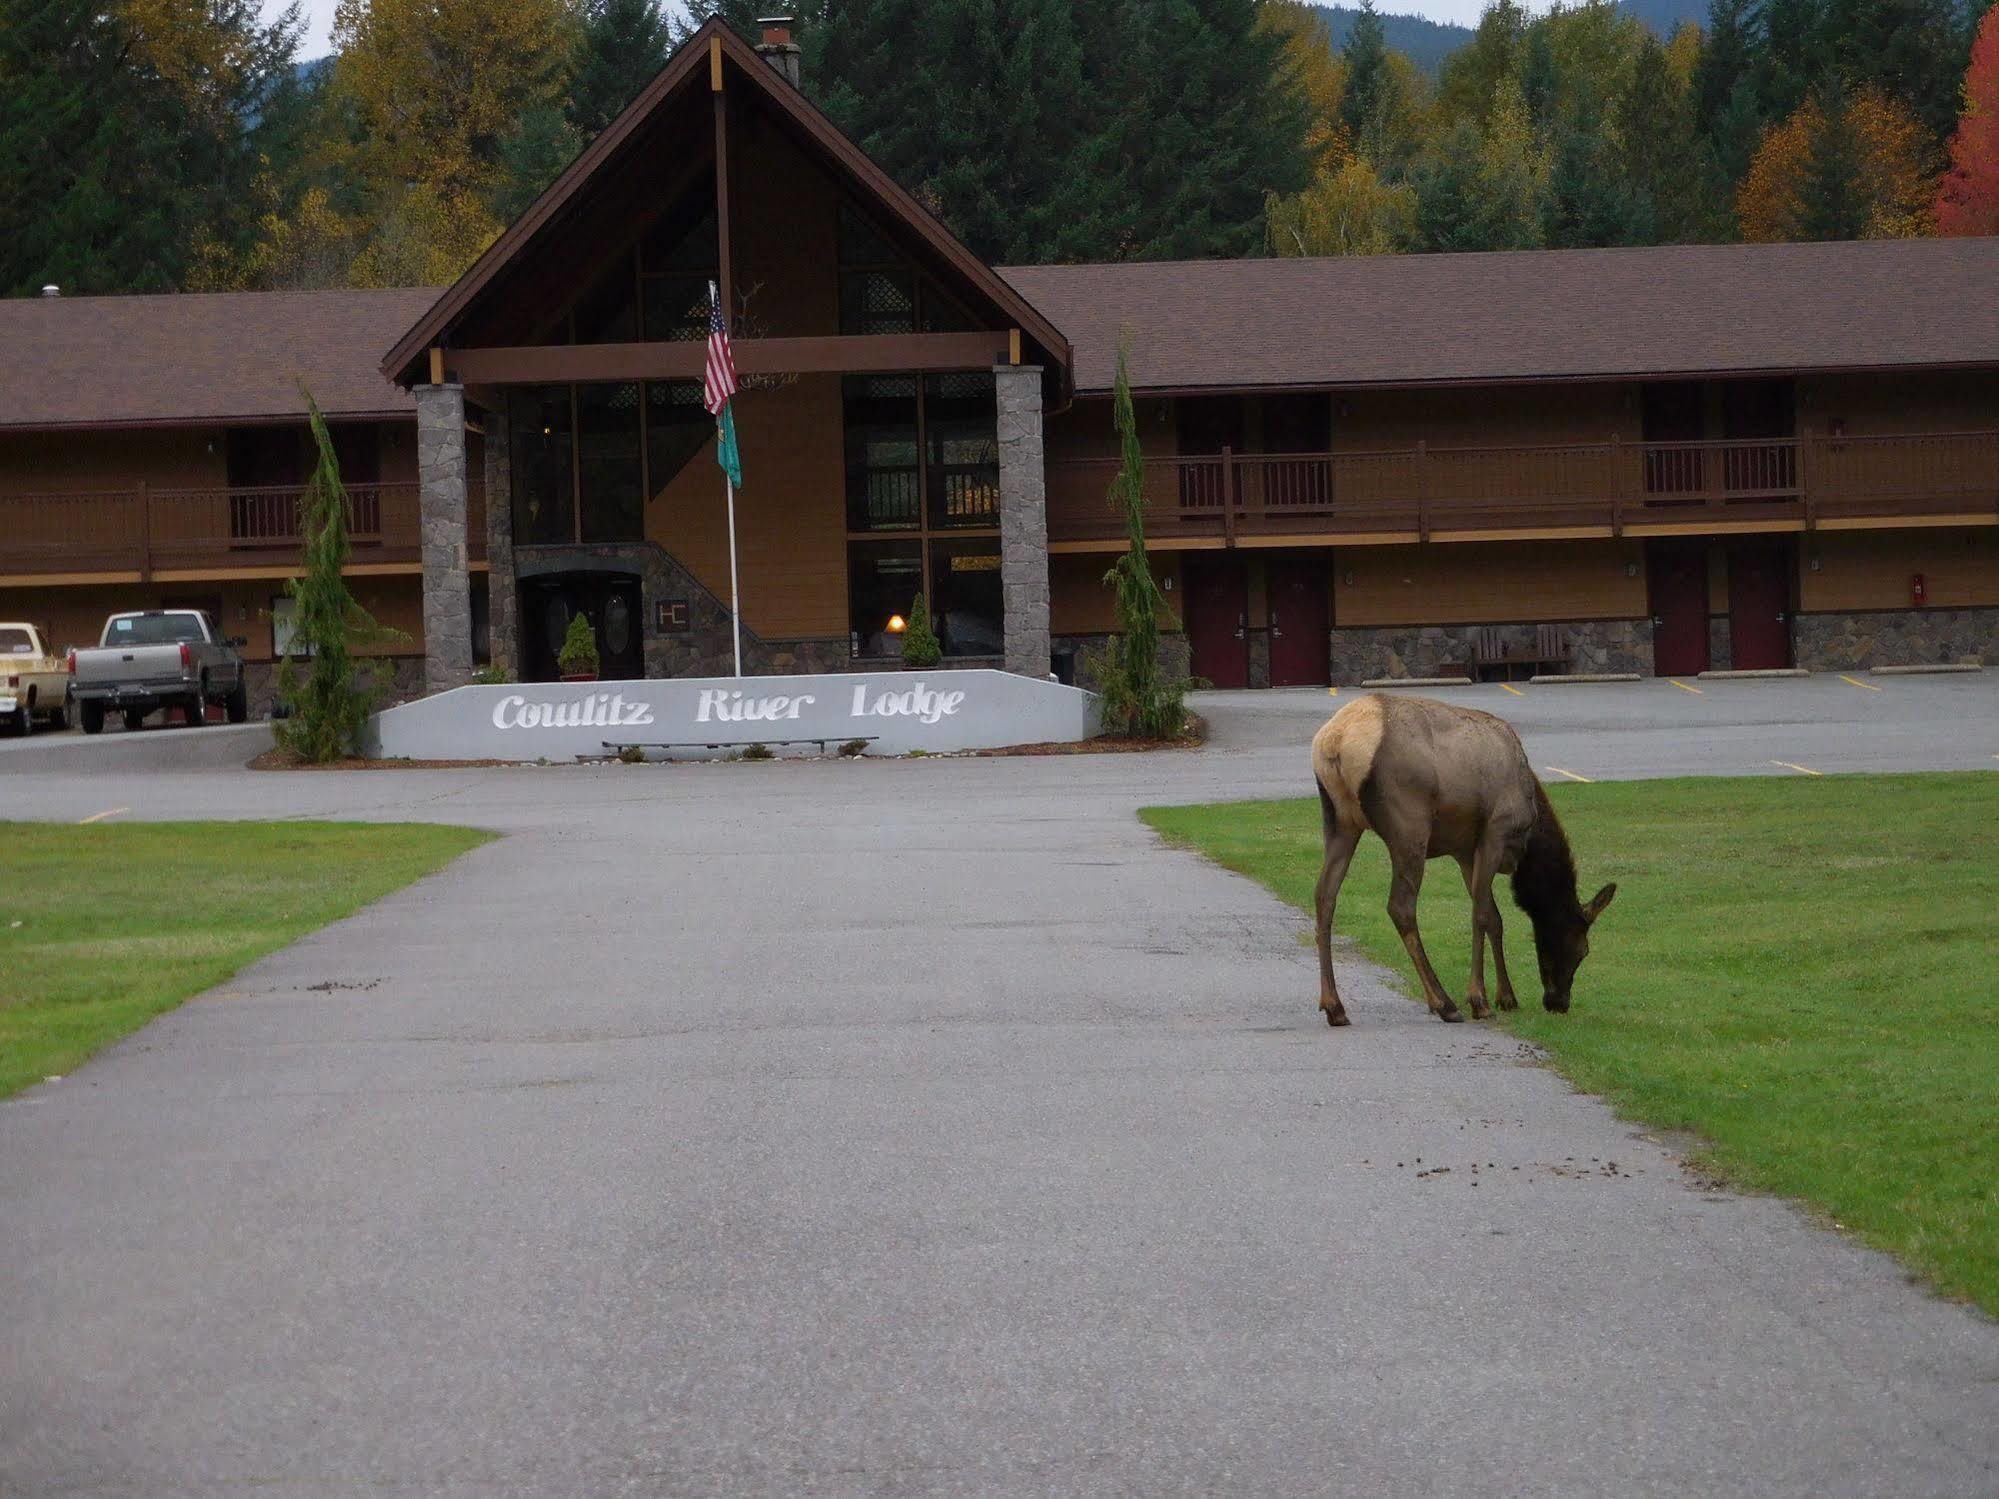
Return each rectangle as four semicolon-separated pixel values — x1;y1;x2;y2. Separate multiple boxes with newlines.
372;669;1098;761
492;692;656;729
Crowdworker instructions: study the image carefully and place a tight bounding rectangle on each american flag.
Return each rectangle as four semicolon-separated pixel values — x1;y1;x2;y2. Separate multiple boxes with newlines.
703;281;738;416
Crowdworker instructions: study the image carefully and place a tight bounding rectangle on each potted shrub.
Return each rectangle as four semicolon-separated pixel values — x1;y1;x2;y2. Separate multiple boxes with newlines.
557;612;600;682
900;593;942;669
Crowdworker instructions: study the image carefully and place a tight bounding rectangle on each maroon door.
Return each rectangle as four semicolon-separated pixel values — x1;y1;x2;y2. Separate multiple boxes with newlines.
1184;561;1248;689
1267;560;1330;686
1647;541;1710;676
1728;542;1795;669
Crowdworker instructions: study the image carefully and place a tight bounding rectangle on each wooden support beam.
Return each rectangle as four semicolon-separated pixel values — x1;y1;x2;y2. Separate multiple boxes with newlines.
709;34;723;91
428;347;445;384
1008;328;1021;366
714;85;733;323
447;331;1014;385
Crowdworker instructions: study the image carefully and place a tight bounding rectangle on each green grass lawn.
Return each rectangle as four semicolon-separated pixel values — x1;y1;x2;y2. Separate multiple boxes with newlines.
1143;774;1999;1315
0;821;492;1098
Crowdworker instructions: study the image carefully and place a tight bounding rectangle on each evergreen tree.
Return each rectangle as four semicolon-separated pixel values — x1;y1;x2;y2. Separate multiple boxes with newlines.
569;0;674;139
274;393;400;762
1339;0;1395;156
1695;0;1757;134
1815;0;1971;139
899;592;942;667
1795;83;1874;237
1436;0;1528;128
1417;79;1546;251
1543;84;1650;246
1093;338;1184;740
1751;0;1827;124
1617;34;1705;241
0;0;305;294
493;105;582;222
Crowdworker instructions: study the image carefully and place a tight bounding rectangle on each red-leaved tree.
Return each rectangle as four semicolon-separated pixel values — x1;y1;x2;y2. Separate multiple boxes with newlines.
1936;2;1999;236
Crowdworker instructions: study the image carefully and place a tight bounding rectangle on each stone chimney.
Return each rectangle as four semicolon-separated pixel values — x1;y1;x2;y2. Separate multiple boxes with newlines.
755;16;801;88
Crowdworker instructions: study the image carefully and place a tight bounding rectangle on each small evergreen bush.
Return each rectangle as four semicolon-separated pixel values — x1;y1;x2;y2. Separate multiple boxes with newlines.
900;592;942;668
557;612;600;676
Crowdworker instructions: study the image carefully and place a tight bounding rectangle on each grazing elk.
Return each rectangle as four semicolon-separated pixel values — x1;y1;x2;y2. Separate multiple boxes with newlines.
1310;694;1616;1026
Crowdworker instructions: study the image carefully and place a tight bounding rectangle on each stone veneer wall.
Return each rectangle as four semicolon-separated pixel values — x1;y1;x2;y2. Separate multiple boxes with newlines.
415;383;472;694
1707;615;1733;673
1328;619;1654;683
482;403;519;677
995;365;1051;678
1052;633;1191;693
513;542;855;680
1794;607;1999;669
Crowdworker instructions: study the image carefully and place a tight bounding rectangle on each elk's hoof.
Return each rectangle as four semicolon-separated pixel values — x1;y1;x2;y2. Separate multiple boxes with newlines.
1496;993;1519;1012
1467;999;1493;1021
1543;995;1570;1014
1322;1006;1350;1027
1436;1003;1464;1023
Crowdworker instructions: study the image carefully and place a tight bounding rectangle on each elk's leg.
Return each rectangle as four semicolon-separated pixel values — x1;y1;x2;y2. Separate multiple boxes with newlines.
1471;839;1511;1015
1455;855;1493;1021
1314;788;1361;1027
1386;843;1461;1023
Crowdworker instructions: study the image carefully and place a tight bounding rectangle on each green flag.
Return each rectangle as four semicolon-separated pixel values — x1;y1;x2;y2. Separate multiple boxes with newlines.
716;403;743;489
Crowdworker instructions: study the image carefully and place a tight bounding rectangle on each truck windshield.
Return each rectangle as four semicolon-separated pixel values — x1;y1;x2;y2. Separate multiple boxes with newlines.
105;615;204;645
0;627;33;654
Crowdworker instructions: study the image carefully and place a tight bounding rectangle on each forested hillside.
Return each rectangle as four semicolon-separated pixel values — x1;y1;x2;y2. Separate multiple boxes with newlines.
1311;6;1471;72
1;0;1992;299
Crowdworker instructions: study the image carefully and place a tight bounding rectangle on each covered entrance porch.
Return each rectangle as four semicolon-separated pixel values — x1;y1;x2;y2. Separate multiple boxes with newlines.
382;19;1070;694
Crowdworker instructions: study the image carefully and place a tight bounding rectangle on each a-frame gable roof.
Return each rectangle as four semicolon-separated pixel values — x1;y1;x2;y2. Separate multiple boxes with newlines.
381;19;1070;390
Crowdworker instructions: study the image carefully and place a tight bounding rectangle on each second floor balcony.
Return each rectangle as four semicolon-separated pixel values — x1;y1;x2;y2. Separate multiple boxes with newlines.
0;481;488;580
1046;430;1999;546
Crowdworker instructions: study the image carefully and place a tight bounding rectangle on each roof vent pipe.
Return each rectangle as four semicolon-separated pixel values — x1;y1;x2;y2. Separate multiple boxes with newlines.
755;16;801;88
40;284;59;297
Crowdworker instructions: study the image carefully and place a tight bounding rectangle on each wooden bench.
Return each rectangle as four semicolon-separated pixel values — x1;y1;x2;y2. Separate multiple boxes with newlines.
591;735;877;761
1471;625;1572;682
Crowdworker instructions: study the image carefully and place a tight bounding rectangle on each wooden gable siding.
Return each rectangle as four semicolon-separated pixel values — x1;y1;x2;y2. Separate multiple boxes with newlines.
1050;551;1181;636
645;372;848;639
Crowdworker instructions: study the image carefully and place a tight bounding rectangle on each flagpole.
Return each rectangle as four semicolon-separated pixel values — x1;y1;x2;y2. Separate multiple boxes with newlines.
725;473;743;678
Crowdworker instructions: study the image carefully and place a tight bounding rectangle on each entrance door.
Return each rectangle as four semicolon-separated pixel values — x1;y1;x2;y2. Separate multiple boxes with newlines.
519;572;645;682
1647;541;1709;676
1267;560;1330;687
1727;542;1795;669
1183;561;1248;689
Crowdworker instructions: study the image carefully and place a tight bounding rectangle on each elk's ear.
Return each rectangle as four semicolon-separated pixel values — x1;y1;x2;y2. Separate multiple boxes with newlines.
1584;882;1618;923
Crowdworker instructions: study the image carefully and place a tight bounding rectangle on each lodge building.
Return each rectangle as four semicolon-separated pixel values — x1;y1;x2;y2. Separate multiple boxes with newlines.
4;17;1997;706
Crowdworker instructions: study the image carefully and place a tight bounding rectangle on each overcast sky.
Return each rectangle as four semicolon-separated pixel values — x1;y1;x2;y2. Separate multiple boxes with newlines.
281;1;1505;64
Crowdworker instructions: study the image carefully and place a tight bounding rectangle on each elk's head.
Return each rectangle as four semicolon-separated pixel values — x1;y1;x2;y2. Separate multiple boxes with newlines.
1533;882;1617;1013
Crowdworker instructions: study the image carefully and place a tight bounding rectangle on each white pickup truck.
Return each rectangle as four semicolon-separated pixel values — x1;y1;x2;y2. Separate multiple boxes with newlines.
68;609;249;734
0;622;71;735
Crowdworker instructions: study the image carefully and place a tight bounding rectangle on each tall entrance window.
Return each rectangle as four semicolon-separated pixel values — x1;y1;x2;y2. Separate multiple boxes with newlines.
510;378;703;546
838;205;1001;659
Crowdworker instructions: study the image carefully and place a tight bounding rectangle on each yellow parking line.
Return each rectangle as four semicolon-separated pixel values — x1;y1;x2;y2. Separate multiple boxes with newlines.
1545;766;1592;784
1839;674;1882;692
77;806;129;825
1769;760;1822;777
1667;679;1702;694
1326;687;1338;697
1499;682;1526;697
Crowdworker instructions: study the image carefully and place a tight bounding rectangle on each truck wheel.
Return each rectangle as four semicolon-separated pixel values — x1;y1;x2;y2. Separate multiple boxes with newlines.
225;679;249;724
184;678;208;727
44;697;69;732
123;709;146;733
10;699;31;737
81;701;104;735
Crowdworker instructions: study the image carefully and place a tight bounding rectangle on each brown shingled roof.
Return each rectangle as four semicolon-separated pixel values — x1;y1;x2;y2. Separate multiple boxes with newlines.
0;287;440;431
1000;239;1999;395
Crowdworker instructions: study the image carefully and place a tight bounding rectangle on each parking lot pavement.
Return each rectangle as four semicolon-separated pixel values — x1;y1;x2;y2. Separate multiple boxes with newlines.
1193;671;1999;786
4;680;1999;1494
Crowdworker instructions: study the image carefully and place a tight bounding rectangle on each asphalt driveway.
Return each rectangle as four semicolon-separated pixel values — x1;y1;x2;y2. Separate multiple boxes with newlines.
3;677;1996;1495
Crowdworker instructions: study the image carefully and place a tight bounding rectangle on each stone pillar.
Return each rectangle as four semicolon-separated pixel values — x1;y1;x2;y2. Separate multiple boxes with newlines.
995;364;1050;678
481;401;518;678
416;383;472;694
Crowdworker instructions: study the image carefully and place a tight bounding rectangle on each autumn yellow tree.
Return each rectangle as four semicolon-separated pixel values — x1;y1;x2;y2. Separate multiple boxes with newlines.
1259;0;1352;177
1266;158;1417;256
1738;86;1935;241
332;0;580;207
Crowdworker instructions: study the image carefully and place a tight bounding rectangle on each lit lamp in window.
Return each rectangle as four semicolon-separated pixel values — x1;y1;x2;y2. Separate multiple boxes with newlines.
886;614;907;634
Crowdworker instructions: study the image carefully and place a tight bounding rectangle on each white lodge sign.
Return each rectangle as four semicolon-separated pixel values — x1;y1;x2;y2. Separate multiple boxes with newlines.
370;670;1097;761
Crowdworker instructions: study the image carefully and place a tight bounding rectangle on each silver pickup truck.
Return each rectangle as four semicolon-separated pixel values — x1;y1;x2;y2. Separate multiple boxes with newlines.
70;610;249;733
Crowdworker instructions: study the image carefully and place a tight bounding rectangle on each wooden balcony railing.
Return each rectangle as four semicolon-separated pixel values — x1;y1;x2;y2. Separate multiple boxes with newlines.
1047;430;1999;545
0;481;488;578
